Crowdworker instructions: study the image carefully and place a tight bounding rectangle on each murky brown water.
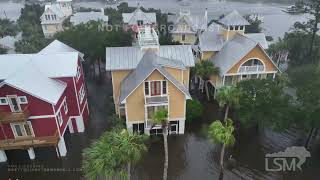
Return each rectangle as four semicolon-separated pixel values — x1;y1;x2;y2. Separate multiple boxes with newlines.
0;77;319;180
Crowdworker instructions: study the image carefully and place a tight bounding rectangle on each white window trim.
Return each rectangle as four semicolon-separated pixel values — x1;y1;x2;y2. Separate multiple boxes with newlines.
18;96;28;104
0;97;8;105
144;80;168;97
79;84;85;104
7;95;22;112
57;111;63;126
10;121;35;138
76;66;81;81
63;99;68;114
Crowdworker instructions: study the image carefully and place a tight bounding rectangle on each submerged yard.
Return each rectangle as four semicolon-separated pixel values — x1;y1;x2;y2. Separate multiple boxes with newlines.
0;76;319;180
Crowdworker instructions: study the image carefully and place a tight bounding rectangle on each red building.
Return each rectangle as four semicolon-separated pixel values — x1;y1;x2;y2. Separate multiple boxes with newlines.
0;40;89;162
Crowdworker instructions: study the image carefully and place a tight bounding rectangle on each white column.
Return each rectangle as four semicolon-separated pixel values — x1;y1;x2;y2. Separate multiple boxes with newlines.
126;123;133;133
68;120;75;134
57;137;67;157
27;148;35;160
179;120;185;134
0;150;7;162
75;116;85;133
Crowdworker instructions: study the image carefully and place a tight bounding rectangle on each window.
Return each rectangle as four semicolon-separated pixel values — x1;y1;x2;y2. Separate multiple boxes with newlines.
18;96;28;104
235;26;239;30
239;26;244;30
48;15;51;20
57;111;63;126
79;85;86;104
63;99;68;114
182;34;186;41
12;122;34;138
147;105;168;120
133;123;144;135
0;97;7;105
162;81;167;94
150;81;161;96
230;26;234;30
144;82;149;95
137;20;144;26
76;66;81;81
51;15;54;20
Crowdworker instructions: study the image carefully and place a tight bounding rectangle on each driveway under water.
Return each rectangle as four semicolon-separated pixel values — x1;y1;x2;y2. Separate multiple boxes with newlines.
0;76;319;180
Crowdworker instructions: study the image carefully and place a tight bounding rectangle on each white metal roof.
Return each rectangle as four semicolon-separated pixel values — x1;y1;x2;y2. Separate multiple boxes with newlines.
169;13;207;33
122;8;156;25
0;62;67;105
106;45;195;70
0;36;18;50
39;40;84;58
57;0;72;2
245;33;269;49
199;30;225;52
219;10;250;26
0;52;79;80
70;11;108;25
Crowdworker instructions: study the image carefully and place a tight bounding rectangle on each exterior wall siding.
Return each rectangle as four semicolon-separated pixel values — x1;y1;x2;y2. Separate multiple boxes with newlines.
172;33;196;44
202;51;216;60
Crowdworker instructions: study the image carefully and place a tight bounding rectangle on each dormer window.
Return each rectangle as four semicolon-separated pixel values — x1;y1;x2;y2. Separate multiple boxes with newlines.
138;20;144;26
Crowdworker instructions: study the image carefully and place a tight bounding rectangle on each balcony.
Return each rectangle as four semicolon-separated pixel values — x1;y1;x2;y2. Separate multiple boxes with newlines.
0;131;59;150
138;26;159;48
238;65;264;74
0;107;31;124
145;96;168;105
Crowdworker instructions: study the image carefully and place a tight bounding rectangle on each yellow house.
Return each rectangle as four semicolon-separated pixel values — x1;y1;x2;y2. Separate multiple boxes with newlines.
196;10;279;90
168;9;208;45
106;26;195;135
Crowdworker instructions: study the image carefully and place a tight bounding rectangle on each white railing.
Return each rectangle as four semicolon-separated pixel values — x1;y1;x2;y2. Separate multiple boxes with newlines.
238;65;264;73
138;26;159;47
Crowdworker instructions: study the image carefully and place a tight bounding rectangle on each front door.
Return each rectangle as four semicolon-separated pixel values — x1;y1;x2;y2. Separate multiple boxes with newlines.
7;95;21;112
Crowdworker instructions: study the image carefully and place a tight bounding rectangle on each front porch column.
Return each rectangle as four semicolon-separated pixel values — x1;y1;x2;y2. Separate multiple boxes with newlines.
273;73;276;80
179;120;185;134
126;123;133;133
27;148;35;160
68;120;75;134
56;137;67;157
75;116;85;133
0;150;7;162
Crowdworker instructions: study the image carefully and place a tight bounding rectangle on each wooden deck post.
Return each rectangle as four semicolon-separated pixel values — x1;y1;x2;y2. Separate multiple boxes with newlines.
0;150;7;162
27;148;35;160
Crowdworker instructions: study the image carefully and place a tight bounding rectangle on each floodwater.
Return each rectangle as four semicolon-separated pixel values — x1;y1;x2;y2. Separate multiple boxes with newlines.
0;0;310;38
0;76;319;180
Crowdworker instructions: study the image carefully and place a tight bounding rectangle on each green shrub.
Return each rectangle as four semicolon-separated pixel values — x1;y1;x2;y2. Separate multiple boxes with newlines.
186;99;204;122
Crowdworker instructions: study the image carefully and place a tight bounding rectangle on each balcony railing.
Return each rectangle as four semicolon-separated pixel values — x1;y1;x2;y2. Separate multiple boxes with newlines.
0;107;31;124
0;131;59;150
145;96;169;104
138;26;159;47
238;65;264;73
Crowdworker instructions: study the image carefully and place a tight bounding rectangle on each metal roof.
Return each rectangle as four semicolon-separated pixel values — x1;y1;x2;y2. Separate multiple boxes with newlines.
119;51;191;104
210;34;257;74
199;30;225;52
219;10;250;26
70;11;108;26
105;45;195;70
245;33;269;49
39;40;84;58
122;8;156;25
0;62;67;105
169;13;207;33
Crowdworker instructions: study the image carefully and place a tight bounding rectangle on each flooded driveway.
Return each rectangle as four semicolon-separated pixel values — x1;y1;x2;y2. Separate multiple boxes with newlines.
0;76;319;180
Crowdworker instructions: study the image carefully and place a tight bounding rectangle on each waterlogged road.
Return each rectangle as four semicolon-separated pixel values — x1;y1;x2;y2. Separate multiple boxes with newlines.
0;77;319;180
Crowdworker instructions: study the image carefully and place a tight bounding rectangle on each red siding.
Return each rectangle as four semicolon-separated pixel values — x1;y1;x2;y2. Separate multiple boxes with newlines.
31;117;57;137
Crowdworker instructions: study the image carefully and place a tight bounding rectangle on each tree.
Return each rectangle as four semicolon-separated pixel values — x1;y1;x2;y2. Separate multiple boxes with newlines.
186;99;204;122
208;119;235;179
244;15;262;33
0;47;7;54
151;109;169;180
195;60;220;100
0;18;18;38
82;129;148;180
237;78;295;131
216;86;241;122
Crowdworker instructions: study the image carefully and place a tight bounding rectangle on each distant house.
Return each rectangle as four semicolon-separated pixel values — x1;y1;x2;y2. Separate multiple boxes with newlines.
40;0;73;38
122;5;157;32
106;26;194;135
168;9;208;45
0;34;21;54
196;10;279;93
0;40;89;162
70;8;108;26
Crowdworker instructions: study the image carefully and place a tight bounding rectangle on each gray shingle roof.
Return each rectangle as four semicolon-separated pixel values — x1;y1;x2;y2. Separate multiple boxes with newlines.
219;10;250;26
119;51;191;104
70;11;108;25
245;33;269;49
106;45;195;70
210;34;258;74
199;30;225;52
122;8;156;25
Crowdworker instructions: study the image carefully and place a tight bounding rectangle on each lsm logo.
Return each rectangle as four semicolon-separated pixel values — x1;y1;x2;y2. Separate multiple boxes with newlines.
265;146;311;172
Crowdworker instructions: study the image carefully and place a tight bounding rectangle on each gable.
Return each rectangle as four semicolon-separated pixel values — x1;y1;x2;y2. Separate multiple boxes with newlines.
226;45;279;74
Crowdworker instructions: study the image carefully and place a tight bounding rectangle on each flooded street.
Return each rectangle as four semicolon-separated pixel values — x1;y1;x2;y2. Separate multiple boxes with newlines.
0;76;319;180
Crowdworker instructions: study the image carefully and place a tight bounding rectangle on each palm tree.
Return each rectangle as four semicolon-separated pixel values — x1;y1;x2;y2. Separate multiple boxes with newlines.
216;86;241;122
194;60;220;100
208;119;235;180
152;109;169;180
82;129;148;180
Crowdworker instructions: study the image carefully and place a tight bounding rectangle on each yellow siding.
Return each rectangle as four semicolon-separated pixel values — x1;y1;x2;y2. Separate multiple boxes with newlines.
173;34;196;44
111;70;131;104
164;67;183;83
126;84;145;122
183;68;190;88
227;45;278;74
222;29;245;41
202;51;216;60
168;81;185;119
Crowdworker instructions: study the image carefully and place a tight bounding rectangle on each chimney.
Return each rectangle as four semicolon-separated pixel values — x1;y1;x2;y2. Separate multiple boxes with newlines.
205;8;208;29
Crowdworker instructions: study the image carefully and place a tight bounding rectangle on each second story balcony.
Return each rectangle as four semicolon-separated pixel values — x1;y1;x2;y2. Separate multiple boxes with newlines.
238;65;265;74
145;96;169;105
0;107;31;124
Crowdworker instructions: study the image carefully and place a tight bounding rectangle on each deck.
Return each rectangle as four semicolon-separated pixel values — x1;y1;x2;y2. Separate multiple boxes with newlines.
0;107;31;124
0;131;59;150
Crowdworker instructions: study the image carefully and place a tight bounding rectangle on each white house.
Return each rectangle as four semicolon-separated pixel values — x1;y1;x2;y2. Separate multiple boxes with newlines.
70;8;108;26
